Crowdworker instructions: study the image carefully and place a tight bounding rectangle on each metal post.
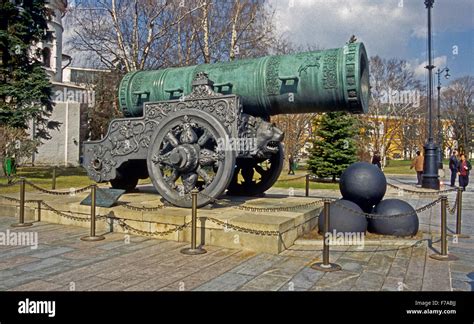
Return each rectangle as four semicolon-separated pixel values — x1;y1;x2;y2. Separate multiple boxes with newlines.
37;200;41;222
311;200;341;271
52;166;56;190
81;185;105;241
437;72;443;169
430;196;458;260
305;174;310;197
422;0;440;190
455;187;469;238
181;189;206;255
12;178;33;227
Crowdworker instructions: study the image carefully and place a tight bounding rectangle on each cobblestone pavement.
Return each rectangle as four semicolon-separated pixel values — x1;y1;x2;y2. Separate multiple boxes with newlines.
0;175;472;291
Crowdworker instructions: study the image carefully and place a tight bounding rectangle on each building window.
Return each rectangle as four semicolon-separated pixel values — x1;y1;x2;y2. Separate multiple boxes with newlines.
42;47;51;68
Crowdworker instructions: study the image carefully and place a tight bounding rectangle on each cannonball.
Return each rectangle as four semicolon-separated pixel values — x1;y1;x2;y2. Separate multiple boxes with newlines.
368;199;419;237
318;199;367;234
339;162;387;212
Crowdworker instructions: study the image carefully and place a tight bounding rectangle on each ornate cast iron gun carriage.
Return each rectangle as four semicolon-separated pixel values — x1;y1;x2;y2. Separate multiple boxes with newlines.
83;43;369;207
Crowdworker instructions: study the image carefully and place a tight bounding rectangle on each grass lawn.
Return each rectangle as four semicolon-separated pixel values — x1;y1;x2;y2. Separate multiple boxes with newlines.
382;159;449;175
0;166;340;194
4;158;443;195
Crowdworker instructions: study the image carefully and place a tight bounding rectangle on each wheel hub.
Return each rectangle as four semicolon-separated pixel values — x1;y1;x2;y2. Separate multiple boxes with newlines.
168;144;199;173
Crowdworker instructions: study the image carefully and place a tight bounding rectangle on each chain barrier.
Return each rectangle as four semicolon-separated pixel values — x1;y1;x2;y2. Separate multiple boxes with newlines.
114;218;191;237
199;216;281;236
24;180;94;196
0;194;40;204
386;182;457;196
40;201;91;222
334;197;442;219
445;193;459;215
234;199;329;212
276;175;307;182
119;203;166;211
197;191;331;212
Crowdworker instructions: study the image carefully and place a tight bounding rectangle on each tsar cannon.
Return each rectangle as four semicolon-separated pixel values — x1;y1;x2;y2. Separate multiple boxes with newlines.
83;42;369;207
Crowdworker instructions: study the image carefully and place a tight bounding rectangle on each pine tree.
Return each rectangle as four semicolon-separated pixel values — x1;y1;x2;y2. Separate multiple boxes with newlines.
0;0;53;137
307;112;358;181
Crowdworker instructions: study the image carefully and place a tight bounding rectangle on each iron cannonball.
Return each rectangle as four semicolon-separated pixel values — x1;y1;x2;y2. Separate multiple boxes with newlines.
318;199;367;234
339;162;387;212
368;199;419;237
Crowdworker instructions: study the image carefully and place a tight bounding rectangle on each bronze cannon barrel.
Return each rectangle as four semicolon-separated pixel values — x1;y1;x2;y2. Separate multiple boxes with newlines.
118;42;369;117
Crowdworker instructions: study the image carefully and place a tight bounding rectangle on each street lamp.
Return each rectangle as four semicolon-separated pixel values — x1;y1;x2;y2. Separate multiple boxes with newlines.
436;66;450;169
422;0;440;190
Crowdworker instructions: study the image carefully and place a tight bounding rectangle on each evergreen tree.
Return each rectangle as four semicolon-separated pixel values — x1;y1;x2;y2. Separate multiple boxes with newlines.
0;0;54;139
307;112;358;181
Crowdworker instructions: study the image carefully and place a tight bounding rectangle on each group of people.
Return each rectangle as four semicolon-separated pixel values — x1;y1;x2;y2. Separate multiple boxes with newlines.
449;150;472;191
372;150;471;191
410;150;471;190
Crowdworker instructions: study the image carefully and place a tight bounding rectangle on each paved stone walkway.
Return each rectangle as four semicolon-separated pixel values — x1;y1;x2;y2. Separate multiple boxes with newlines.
0;174;472;291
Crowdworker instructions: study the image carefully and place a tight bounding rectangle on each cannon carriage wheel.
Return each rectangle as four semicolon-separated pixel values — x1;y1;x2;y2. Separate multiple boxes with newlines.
147;109;236;208
226;142;284;196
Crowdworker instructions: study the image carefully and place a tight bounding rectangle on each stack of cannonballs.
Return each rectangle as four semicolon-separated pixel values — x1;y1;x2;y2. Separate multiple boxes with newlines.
318;162;419;237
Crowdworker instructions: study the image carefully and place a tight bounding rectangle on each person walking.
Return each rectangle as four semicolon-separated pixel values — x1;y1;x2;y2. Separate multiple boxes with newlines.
457;153;472;191
288;154;295;175
410;151;424;186
448;150;459;187
371;151;382;169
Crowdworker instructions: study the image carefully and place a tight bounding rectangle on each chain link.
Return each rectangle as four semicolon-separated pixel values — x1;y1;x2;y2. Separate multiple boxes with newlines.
24;180;94;196
39;201;91;222
197;191;330;212
234;199;328;212
386;182;457;195
119;203;166;211
115;218;191;237
333;197;442;219
199;216;281;236
445;195;458;215
276;175;307;182
0;194;41;204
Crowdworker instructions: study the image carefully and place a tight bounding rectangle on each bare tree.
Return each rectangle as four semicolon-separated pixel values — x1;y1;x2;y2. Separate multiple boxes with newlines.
442;76;474;154
358;56;423;165
67;0;206;71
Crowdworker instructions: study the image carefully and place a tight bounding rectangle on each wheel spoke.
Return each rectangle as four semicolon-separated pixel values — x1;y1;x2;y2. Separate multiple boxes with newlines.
164;169;179;188
181;172;198;193
198;129;212;147
180;123;198;144
199;148;218;166
165;131;180;147
196;166;213;186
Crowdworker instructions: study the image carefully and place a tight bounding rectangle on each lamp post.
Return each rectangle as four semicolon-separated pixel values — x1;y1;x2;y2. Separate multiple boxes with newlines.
436;67;450;169
422;0;440;190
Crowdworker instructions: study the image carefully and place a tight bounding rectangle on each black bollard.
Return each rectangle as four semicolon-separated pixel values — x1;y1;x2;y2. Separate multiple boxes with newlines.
311;200;341;272
11;178;33;227
181;189;206;255
81;185;105;241
430;196;458;261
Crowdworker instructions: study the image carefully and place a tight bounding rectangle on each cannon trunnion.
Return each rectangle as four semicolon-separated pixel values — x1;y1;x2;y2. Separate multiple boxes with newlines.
83;43;369;207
